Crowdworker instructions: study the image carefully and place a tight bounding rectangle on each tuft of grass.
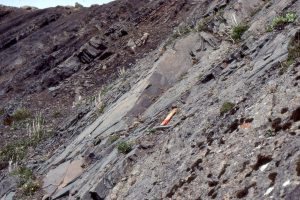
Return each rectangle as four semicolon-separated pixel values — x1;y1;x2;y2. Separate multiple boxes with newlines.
109;135;120;143
27;113;44;140
94;92;105;115
269;12;297;31
0;141;28;162
12;167;40;196
117;141;132;154
220;102;235;115
194;16;213;32
118;67;126;78
264;129;276;137
279;59;294;75
0;113;48;162
12;108;31;121
231;24;248;41
21;180;40;196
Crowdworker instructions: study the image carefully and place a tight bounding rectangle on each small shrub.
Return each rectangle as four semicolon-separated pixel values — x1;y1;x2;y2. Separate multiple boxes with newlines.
21;180;40;196
117;141;132;154
109;135;120;143
220;102;235;115
270;12;297;30
0;141;28;162
12;167;33;185
12;167;40;196
0;113;47;162
12;108;31;121
195;16;213;32
231;24;248;41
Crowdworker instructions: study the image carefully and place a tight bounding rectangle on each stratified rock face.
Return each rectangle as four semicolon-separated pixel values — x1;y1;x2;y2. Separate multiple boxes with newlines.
0;0;192;147
1;0;300;200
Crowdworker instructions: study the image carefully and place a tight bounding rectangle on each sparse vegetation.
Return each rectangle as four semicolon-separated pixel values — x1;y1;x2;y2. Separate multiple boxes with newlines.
0;140;28;162
279;31;300;74
220;102;235;115
264;129;276;137
12;167;40;196
118;67;126;78
117;141;132;154
231;24;249;41
287;31;300;61
269;12;297;31
0;113;48;162
27;113;44;139
109;134;120;143
279;59;294;75
194;15;213;32
94;92;105;114
12;108;31;121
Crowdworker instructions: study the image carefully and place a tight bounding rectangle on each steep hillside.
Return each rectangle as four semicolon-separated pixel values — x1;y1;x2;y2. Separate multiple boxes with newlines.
1;0;300;200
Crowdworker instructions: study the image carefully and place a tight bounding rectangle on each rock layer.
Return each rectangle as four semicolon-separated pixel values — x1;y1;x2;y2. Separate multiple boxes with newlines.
1;0;300;200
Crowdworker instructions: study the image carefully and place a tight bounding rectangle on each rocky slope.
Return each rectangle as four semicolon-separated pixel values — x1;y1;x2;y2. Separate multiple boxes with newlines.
1;0;300;200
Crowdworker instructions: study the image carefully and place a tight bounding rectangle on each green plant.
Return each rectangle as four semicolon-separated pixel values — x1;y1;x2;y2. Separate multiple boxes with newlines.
117;141;132;154
270;12;297;30
220;102;235;115
21;180;40;196
279;59;294;75
94;93;105;114
0;113;48;162
12;108;31;121
264;129;276;137
109;135;120;143
118;67;126;78
0;140;28;162
231;24;248;41
27;113;45;145
279;31;300;74
195;16;213;32
101;85;112;96
12;167;40;196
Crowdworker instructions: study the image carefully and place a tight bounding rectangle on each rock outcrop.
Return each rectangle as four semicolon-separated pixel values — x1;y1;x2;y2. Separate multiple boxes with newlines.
1;0;300;200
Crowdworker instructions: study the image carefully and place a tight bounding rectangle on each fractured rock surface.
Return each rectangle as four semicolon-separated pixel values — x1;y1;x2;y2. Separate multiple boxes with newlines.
1;0;300;200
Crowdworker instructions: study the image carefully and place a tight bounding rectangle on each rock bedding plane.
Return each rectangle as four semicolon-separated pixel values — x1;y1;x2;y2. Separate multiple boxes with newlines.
0;0;300;199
